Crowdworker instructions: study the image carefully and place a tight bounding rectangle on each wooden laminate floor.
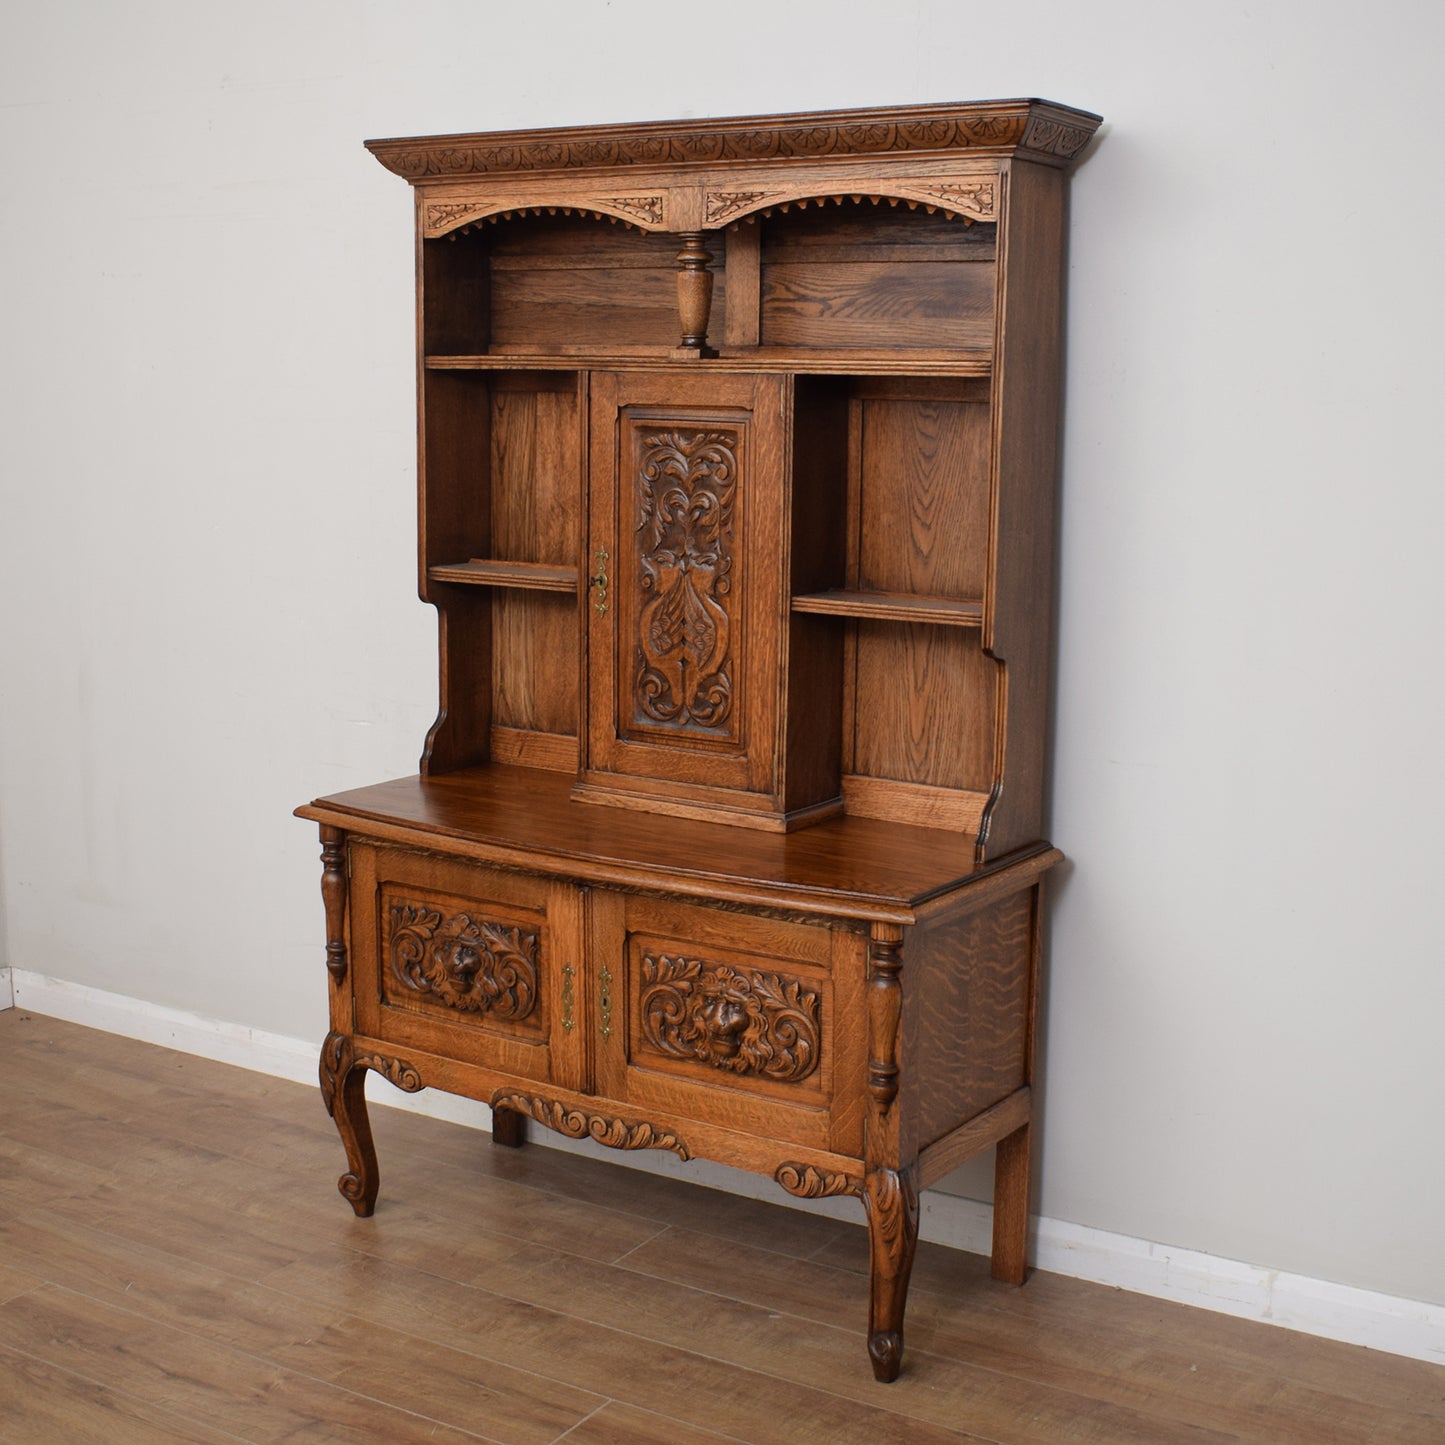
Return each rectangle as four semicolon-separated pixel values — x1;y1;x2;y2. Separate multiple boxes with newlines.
0;1011;1440;1443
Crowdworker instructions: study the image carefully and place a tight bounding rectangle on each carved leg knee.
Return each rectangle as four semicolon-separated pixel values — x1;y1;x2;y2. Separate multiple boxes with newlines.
320;1032;378;1217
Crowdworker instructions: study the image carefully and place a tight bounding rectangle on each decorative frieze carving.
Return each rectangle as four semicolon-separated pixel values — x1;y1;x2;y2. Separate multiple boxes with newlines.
912;181;996;221
372;109;1060;180
1020;114;1096;160
603;194;665;226
634;427;738;732
706;189;775;224
776;1163;862;1199
387;900;539;1019
641;953;821;1082
424;200;490;232
492;1092;691;1160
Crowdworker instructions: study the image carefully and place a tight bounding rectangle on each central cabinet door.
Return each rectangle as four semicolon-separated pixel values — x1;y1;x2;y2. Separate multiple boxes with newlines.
591;890;867;1156
577;370;793;827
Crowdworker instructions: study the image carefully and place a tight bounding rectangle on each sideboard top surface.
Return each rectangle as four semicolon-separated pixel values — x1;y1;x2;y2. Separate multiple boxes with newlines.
297;765;1048;921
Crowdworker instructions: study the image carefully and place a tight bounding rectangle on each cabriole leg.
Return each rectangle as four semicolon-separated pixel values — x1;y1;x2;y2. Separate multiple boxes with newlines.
320;1032;379;1216
862;1164;919;1383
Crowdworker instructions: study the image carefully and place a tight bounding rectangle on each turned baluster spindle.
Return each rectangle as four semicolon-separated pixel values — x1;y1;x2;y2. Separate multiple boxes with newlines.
674;231;716;356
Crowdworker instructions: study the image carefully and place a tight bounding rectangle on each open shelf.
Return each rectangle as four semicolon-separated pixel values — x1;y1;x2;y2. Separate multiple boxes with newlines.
428;559;579;592
791;590;984;627
425;349;993;377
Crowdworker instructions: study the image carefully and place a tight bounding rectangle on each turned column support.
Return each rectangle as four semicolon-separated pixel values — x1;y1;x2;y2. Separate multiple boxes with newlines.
671;231;717;358
319;826;348;983
866;924;905;1117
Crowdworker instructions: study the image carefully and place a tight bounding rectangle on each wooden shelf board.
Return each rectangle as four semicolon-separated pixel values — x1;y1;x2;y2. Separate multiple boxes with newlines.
425;349;992;377
791;590;984;626
428;559;579;592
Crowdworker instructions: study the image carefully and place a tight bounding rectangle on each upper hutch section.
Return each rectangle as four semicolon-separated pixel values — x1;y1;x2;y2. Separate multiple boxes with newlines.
366;100;1100;373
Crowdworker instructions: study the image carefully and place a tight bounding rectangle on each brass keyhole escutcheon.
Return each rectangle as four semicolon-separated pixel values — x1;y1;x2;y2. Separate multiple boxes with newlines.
599;965;614;1038
561;963;576;1033
591;548;609;614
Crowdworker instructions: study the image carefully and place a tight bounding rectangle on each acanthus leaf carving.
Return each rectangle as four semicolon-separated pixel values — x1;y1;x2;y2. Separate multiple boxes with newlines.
776;1163;862;1199
388;899;538;1020
354;1050;424;1093
425;200;490;233
912;181;996;221
705;189;776;224
492;1092;691;1160
634;428;738;732
601;193;664;226
319;1030;347;1118
641;953;821;1083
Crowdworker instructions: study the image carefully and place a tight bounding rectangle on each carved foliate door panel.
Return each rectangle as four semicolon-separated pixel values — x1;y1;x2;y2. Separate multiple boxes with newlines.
578;371;792;826
349;844;586;1092
593;892;868;1154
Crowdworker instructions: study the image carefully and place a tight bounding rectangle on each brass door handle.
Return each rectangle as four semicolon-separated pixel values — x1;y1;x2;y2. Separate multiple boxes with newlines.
591;548;609;614
599;965;614;1038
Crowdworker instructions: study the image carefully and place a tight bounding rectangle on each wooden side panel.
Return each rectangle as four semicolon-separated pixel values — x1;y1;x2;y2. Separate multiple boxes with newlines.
849;621;996;790
491;592;578;737
784;377;848;811
907;888;1033;1150
854;390;991;600
422;227;490;355
980;160;1068;859
421;371;491;571
489;373;581;565
760;206;995;351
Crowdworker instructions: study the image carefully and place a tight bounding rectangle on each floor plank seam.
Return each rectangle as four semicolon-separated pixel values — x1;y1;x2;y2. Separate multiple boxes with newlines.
13;1280;504;1444
0;1333;256;1444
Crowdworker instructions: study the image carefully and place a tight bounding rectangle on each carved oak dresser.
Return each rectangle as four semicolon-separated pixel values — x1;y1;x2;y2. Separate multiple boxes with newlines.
297;99;1101;1381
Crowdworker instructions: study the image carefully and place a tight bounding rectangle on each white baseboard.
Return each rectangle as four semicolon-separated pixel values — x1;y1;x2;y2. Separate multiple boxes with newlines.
0;967;12;1011
10;969;1442;1367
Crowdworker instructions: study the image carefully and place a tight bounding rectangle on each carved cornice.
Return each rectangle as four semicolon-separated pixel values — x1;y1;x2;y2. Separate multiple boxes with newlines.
368;100;1102;183
493;1091;691;1160
775;1163;863;1199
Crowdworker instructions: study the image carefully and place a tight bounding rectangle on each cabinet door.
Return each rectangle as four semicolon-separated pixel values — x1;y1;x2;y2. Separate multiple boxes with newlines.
591;890;866;1155
579;370;790;823
350;843;586;1092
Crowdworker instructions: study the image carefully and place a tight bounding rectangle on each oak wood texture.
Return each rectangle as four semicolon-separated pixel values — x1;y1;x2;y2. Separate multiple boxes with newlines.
300;100;1101;1382
7;1014;1444;1444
